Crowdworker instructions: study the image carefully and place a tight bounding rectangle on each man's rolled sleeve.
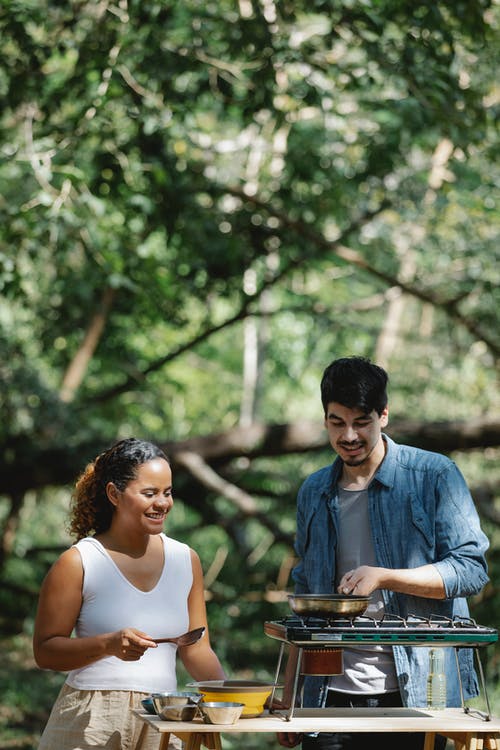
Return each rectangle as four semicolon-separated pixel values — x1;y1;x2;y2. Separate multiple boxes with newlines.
434;463;489;599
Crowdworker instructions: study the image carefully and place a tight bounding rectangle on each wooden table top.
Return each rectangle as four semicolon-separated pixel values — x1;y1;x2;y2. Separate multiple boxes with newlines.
134;707;500;735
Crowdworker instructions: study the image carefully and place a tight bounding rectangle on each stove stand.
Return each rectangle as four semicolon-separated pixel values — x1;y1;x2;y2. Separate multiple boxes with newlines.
265;614;498;722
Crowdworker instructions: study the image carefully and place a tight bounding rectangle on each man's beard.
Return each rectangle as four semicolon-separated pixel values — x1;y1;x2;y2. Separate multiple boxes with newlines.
343;455;368;466
339;441;376;466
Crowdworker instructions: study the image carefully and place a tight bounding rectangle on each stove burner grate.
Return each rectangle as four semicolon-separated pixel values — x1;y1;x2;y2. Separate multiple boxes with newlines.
289;613;490;629
264;614;498;647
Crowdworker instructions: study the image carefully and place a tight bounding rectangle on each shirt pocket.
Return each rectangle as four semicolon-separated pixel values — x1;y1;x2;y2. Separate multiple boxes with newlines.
409;495;434;548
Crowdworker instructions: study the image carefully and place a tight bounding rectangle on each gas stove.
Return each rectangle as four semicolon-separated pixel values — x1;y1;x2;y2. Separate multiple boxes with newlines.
265;615;498;721
264;614;498;648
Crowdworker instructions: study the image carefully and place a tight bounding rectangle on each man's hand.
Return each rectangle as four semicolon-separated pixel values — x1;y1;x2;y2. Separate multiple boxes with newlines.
277;732;303;748
338;563;446;599
337;565;383;596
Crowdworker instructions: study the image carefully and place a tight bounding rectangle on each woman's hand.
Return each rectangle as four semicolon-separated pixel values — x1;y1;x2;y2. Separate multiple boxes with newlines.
106;628;157;661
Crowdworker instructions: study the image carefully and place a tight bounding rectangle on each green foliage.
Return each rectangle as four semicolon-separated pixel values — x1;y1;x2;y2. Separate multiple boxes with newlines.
0;0;499;745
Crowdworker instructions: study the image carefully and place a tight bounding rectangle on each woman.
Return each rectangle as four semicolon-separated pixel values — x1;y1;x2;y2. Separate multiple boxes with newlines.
33;438;226;750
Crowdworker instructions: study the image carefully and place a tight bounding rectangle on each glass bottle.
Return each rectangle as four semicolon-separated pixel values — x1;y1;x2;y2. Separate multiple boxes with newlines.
426;647;447;709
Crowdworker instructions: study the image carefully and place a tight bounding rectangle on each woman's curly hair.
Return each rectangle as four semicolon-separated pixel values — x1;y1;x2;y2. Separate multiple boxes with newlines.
69;438;169;540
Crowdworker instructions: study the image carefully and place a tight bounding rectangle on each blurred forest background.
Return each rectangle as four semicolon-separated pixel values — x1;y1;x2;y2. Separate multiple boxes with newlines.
0;0;499;748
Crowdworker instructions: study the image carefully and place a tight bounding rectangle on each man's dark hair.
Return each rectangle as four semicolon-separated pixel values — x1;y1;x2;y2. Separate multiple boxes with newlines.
320;356;388;415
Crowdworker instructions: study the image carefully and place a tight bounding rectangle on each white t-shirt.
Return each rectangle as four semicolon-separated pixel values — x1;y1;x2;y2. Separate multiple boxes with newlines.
65;533;192;692
329;487;399;694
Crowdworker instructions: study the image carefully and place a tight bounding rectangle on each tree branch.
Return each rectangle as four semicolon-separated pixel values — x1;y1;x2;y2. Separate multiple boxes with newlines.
84;297;254;405
165;415;500;464
225;187;500;359
0;491;25;571
1;416;499;498
174;450;258;514
174;451;292;547
60;286;116;403
84;200;389;406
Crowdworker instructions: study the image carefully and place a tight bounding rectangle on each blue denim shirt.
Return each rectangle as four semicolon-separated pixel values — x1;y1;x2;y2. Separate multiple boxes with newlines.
292;434;489;708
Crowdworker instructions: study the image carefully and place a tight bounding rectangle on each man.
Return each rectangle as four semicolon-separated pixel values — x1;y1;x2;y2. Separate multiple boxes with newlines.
278;356;489;750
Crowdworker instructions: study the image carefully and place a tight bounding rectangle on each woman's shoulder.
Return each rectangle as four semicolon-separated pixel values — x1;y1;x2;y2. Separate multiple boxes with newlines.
43;545;84;587
73;535;100;546
161;532;190;551
161;533;196;568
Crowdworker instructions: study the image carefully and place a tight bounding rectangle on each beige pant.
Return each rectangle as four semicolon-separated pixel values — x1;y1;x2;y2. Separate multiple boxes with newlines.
38;684;182;750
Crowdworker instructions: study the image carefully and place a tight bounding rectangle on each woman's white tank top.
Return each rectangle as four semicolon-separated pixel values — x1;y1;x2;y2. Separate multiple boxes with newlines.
65;533;192;692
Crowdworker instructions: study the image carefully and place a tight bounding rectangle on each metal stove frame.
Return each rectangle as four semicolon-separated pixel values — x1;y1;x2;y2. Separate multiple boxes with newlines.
265;614;498;722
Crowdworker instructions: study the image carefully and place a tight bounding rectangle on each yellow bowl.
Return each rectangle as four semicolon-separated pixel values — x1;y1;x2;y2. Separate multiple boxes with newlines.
187;680;273;718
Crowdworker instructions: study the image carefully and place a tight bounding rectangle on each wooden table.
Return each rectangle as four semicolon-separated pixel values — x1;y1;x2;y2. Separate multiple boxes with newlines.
133;707;500;750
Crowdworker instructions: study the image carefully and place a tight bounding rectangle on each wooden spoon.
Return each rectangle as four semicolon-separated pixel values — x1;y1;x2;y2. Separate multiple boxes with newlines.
153;626;205;645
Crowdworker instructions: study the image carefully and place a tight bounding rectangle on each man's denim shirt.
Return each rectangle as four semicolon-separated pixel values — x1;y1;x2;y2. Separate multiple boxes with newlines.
292;434;489;709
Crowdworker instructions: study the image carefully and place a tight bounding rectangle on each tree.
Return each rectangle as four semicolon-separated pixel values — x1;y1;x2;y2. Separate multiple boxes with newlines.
0;0;499;635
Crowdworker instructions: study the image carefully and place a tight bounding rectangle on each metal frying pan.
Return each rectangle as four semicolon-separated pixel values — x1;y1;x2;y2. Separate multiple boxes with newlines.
288;593;370;618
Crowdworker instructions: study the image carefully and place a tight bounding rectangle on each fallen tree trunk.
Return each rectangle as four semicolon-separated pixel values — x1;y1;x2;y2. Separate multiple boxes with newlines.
1;416;499;497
